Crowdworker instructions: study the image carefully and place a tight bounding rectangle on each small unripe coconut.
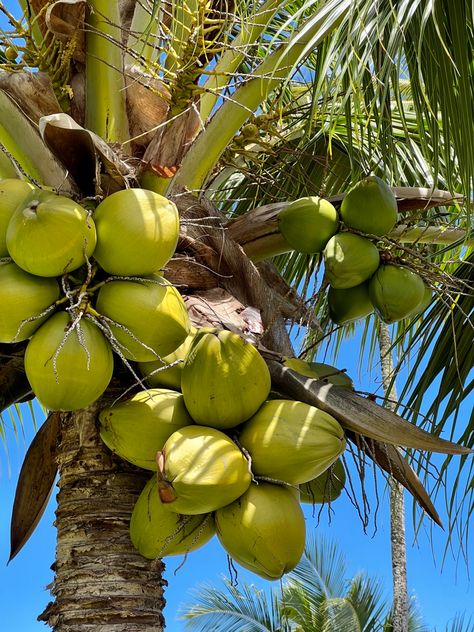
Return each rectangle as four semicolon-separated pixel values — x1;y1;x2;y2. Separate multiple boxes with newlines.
96;275;190;362
328;282;374;324
130;475;215;559
369;264;425;323
6;189;97;277
0;178;36;256
239;399;346;484
300;458;346;504
157;425;252;515
24;312;114;411
181;328;271;429
215;482;306;580
283;357;354;389
99;388;194;470
92;188;179;275
278;196;339;254
0;261;59;342
138;329;196;391
340;175;398;236
323;232;380;289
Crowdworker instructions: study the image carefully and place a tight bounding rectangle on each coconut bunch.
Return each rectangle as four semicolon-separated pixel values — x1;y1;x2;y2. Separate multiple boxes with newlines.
239;176;432;325
0;178;190;411
99;328;347;581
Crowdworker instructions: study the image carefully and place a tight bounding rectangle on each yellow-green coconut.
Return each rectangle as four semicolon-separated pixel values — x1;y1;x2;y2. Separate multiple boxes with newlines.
300;458;346;504
323;233;380;289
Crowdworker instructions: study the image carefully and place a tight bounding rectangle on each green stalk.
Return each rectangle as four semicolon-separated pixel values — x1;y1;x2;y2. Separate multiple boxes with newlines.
125;0;161;67
85;0;130;146
17;0;44;47
199;0;283;122
0;89;72;189
171;0;351;194
164;0;199;74
0;149;19;179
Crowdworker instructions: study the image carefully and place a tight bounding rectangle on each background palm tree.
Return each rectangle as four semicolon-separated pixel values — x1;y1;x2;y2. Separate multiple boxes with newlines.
0;0;472;630
181;533;429;632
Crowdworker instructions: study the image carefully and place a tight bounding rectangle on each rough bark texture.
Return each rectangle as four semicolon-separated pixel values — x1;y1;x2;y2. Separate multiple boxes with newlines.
39;398;167;632
378;321;409;632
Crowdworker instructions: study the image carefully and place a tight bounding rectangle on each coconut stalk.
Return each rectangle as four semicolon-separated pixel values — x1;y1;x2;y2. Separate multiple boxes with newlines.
167;0;352;193
85;0;130;145
378;320;409;632
125;1;161;67
199;0;283;121
38;400;167;632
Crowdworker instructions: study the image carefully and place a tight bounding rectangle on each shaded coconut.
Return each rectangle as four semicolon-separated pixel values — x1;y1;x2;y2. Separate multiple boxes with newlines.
327;282;374;324
0;178;36;256
278;196;339;254
406;283;433;318
0;261;59;342
7;189;97;277
283;357;354;389
369;264;425;323
138;329;196;391
157;425;252;515
92;188;179;276
215;482;306;581
99;388;194;470
181;328;271;429
96;275;190;362
239;399;346;484
24;312;113;411
300;458;346;504
130;475;215;559
340;175;398;236
323;233;380;289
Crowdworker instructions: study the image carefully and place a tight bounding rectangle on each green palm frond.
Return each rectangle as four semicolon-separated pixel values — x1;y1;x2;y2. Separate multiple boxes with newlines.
181;578;282;632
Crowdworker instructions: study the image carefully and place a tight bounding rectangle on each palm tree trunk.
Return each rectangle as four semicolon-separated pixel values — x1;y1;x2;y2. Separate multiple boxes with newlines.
38;398;167;631
378;321;409;632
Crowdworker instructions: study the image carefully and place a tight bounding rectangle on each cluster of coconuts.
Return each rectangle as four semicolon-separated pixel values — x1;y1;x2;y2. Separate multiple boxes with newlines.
98;328;347;581
0;177;190;411
278;176;432;325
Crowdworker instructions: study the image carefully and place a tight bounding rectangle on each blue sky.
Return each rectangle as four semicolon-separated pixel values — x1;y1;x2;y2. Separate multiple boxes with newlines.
0;331;472;632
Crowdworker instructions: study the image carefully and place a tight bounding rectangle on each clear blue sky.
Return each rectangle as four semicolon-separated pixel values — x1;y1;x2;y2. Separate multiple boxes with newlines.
0;329;472;632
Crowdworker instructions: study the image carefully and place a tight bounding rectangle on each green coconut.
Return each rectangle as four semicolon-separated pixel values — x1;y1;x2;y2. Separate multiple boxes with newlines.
92;188;179;276
300;458;346;504
239;399;346;484
138;330;196;391
406;283;433;318
99;388;194;470
340;175;398;236
6;189;97;277
0;261;59;342
181;328;271;429
157;425;252;515
282;357;354;389
369;264;426;323
24;311;114;411
327;282;374;324
96;275;190;362
278;196;339;254
323;232;380;289
215;482;306;580
130;475;215;559
0;178;36;256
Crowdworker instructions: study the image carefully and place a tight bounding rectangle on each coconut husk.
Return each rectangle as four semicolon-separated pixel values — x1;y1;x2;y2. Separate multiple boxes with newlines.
45;0;86;62
125;66;170;149
0;71;61;123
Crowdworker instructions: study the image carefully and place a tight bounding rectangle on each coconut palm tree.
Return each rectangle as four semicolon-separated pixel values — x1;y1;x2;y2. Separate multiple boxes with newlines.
181;533;428;632
0;0;472;630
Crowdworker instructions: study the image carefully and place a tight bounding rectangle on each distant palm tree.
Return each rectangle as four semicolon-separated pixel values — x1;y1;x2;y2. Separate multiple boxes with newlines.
181;534;430;631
